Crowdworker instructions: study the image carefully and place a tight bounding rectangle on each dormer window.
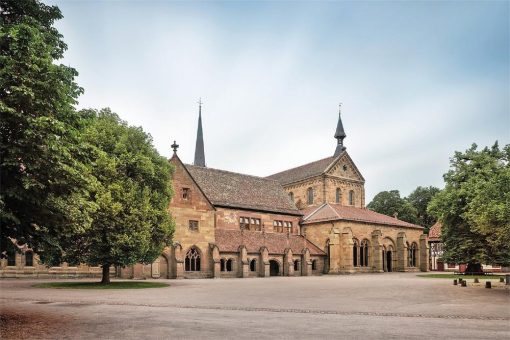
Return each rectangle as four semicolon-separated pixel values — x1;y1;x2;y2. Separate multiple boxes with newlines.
182;187;191;200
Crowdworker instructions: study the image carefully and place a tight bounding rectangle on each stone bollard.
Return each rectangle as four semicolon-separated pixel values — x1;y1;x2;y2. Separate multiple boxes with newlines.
485;281;491;289
453;279;458;285
458;278;463;285
506;275;510;285
461;280;467;287
499;277;504;283
474;278;479;283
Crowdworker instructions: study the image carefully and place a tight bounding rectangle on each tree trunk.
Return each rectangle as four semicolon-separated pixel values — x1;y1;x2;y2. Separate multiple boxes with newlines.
101;264;110;284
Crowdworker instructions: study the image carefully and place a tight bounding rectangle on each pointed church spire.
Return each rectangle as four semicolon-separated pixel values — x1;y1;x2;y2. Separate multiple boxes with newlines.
334;103;346;156
194;98;206;167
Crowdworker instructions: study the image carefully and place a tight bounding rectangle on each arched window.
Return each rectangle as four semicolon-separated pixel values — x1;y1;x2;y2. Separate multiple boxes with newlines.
289;192;294;202
185;247;201;271
335;188;341;204
311;259;317;270
307;187;314;205
353;239;359;267
25;251;33;267
409;243;417;267
7;249;16;266
226;259;233;272
220;258;226;272
293;260;299;271
250;259;256;272
361;240;369;267
349;190;355;206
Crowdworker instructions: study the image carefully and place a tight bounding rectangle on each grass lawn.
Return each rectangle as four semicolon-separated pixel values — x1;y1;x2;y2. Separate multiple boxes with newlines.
33;281;169;289
417;273;504;280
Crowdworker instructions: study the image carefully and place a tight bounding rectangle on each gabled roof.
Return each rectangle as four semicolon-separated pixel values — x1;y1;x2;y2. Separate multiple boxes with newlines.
185;164;301;216
266;154;339;185
302;203;423;229
215;229;326;256
266;151;364;185
428;221;442;241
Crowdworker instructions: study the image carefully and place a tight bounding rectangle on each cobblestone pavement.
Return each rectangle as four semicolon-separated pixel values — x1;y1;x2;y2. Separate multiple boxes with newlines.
1;273;509;339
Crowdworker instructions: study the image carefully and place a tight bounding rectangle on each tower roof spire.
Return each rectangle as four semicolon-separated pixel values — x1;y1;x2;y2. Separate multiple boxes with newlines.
193;98;206;167
334;103;346;156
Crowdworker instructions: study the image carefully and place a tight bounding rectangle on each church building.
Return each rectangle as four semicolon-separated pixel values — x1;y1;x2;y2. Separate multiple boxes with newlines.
120;103;428;279
0;104;429;278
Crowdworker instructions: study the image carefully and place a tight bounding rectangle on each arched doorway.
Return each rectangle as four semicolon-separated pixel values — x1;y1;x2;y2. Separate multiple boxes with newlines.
159;255;168;279
269;260;280;276
386;251;393;272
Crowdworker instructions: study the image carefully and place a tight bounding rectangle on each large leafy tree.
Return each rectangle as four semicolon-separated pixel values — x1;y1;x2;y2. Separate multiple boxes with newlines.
0;0;91;255
40;109;175;283
367;190;419;225
428;143;510;270
406;186;440;232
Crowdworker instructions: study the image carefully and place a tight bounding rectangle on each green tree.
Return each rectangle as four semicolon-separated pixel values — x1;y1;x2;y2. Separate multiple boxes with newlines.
428;143;510;271
0;0;91;255
367;190;419;225
406;186;440;232
41;109;175;283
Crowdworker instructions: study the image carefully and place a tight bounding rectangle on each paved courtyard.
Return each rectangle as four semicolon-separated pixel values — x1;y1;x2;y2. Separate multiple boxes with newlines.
1;273;509;339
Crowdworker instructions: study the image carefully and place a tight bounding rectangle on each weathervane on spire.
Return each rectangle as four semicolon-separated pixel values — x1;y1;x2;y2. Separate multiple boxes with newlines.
198;97;203;109
339;102;343;115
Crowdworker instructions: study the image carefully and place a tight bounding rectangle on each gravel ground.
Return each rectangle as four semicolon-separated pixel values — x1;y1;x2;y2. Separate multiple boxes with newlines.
1;273;509;339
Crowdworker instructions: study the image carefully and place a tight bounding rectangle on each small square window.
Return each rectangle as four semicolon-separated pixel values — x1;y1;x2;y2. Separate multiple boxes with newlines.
182;188;191;200
189;220;199;231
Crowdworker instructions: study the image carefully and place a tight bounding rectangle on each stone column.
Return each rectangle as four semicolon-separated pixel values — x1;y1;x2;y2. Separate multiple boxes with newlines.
210;244;221;278
338;227;355;273
170;243;184;279
239;246;249;278
284;248;294;276
328;229;341;274
302;249;312;276
396;232;407;272
371;230;383;272
419;234;429;272
259;247;269;277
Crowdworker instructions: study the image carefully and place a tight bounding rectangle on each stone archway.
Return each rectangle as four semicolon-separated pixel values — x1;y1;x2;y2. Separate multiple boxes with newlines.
158;255;168;278
269;260;280;276
386;250;393;272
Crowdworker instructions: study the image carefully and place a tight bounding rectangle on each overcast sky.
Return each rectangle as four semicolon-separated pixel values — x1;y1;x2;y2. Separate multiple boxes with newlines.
48;0;509;202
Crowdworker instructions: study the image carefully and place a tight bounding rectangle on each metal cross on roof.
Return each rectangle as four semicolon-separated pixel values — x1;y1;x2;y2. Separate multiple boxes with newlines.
171;140;179;153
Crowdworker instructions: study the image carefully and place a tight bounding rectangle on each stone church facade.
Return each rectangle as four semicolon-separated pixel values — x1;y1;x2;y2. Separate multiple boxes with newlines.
0;104;428;278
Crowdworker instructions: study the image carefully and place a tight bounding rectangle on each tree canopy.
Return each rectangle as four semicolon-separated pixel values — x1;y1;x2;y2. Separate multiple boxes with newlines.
406;186;440;231
1;0;175;283
428;142;510;267
367;190;419;225
0;0;89;255
36;109;175;283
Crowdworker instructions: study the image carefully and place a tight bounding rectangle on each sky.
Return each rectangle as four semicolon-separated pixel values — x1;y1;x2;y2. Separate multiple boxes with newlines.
48;0;509;202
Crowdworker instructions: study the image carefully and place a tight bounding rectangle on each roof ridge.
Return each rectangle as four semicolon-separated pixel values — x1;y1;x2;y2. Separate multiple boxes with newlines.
266;154;338;178
186;163;282;184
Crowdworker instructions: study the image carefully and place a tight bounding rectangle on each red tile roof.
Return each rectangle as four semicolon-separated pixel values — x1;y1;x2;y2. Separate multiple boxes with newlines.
185;164;301;216
428;221;442;240
215;229;326;256
302;203;423;229
266;155;339;185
